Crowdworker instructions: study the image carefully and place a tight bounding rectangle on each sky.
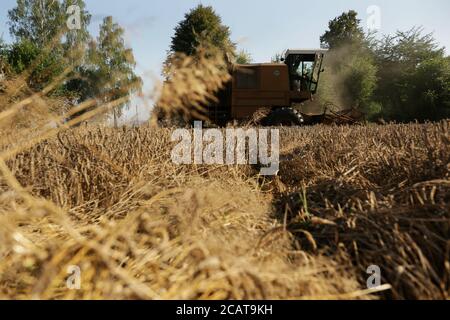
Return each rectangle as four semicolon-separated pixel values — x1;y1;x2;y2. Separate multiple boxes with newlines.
1;0;450;123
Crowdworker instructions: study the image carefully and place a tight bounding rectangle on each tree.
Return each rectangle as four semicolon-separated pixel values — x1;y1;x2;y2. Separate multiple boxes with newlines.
5;1;142;124
412;56;450;120
8;0;91;49
6;0;92;93
320;10;365;49
374;27;449;121
87;16;142;126
8;0;64;46
159;5;235;124
163;3;236;79
169;5;235;57
235;50;252;64
5;39;65;90
319;11;378;117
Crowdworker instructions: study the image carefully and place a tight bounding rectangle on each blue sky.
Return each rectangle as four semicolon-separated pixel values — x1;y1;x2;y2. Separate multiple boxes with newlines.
1;0;449;122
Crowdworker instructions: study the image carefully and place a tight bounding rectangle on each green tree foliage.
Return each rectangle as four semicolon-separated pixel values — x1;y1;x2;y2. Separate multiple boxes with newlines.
320;11;449;122
8;0;91;48
163;4;236;79
344;54;378;112
6;0;92;91
4;0;141;123
8;0;65;46
86;16;142;123
160;4;235;124
7;39;65;90
7;40;41;73
374;27;449;121
169;5;235;57
235;50;252;64
320;10;365;49
319;11;378;118
6;39;39;74
7;0;64;90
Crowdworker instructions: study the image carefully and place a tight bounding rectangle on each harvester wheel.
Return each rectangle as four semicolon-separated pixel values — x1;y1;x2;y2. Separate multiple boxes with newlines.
262;107;304;126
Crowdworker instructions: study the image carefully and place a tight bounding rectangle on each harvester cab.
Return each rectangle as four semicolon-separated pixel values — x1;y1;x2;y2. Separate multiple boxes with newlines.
284;49;327;94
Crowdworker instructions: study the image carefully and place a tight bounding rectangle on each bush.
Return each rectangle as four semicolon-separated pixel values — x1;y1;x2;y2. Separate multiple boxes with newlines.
374;28;450;122
6;39;64;90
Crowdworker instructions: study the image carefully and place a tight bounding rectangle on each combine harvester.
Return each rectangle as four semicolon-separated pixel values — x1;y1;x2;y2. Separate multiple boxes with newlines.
205;49;364;126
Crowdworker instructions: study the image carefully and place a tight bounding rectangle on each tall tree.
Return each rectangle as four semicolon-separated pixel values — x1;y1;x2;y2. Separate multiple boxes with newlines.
5;1;142;124
319;11;378;117
169;5;235;57
320;10;365;49
374;27;449;121
6;0;92;92
8;0;91;48
163;3;236;79
88;16;142;126
8;0;64;46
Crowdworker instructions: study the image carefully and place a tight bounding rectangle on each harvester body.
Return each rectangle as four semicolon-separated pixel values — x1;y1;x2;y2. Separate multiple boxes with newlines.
207;49;327;126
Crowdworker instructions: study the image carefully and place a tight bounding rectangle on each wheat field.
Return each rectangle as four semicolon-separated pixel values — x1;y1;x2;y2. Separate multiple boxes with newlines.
0;121;448;300
0;45;449;300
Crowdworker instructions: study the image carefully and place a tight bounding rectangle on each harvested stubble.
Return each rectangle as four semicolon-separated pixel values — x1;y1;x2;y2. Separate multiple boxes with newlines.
276;122;450;299
0;121;448;300
0;125;364;300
